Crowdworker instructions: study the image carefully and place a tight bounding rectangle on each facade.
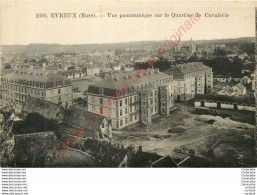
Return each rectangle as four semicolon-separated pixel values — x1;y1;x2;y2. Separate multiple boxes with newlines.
86;67;100;76
1;70;73;112
87;68;174;130
214;75;232;83
164;62;213;101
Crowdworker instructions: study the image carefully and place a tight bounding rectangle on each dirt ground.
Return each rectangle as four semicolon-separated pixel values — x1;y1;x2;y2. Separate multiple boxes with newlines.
112;102;256;167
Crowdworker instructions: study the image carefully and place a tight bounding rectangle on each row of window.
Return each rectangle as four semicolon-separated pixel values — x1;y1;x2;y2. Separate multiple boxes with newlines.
141;98;157;106
92;95;139;107
3;80;64;88
142;106;158;115
97;105;139;117
114;114;139;128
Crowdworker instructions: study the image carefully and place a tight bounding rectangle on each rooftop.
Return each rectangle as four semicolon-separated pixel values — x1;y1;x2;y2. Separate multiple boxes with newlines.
4;70;72;86
164;62;212;79
88;68;171;91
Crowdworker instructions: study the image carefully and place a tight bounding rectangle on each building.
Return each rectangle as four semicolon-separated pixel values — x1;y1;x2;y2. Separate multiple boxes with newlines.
1;70;73;112
86;67;100;76
86;68;174;130
232;83;246;96
164;62;213;101
214;75;232;83
63;106;112;139
180;38;197;53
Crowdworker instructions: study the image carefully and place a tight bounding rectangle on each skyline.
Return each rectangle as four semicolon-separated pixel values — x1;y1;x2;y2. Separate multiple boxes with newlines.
1;36;255;46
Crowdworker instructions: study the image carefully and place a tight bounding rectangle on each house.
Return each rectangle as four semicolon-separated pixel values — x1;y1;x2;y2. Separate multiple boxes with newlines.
217;85;235;96
214;75;231;83
232;83;246;96
86;67;100;76
63;106;112;139
240;76;251;86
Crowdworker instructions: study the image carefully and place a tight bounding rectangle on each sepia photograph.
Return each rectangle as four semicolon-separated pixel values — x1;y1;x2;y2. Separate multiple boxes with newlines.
0;1;256;168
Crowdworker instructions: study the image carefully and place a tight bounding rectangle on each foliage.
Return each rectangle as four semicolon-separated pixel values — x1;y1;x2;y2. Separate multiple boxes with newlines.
195;94;255;106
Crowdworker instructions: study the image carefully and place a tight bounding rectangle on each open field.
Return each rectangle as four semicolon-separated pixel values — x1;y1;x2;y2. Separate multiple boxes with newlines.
113;102;256;167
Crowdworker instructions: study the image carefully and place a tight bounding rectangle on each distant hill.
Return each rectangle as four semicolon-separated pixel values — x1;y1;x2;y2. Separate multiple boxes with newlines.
1;37;255;53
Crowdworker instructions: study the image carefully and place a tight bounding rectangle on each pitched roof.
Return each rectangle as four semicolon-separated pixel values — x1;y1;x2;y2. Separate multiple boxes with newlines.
4;70;71;86
23;97;65;121
88;68;171;90
165;62;211;80
164;66;184;79
234;83;246;90
176;62;211;74
63;106;104;132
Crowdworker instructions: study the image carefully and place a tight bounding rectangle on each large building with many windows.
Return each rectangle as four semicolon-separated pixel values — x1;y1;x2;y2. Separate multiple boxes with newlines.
1;70;73;112
87;68;174;130
164;62;213;101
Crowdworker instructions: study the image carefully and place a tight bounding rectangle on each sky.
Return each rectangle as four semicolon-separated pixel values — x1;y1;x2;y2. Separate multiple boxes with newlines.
0;1;256;45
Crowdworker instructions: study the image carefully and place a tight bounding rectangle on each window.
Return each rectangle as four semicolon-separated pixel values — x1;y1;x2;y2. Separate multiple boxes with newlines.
116;110;119;118
120;110;123;116
135;114;137;120
92;105;95;111
120;120;123;126
92;97;95;103
155;90;157;96
100;98;103;105
125;98;128;105
116;121;119;128
59;96;61;101
130;97;132;103
155;98;157;103
151;99;153;105
102;123;104;128
125;108;128;114
58;89;61;94
100;107;103;114
151;108;153;113
120;100;122;107
125;118;128;124
134;96;137;102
